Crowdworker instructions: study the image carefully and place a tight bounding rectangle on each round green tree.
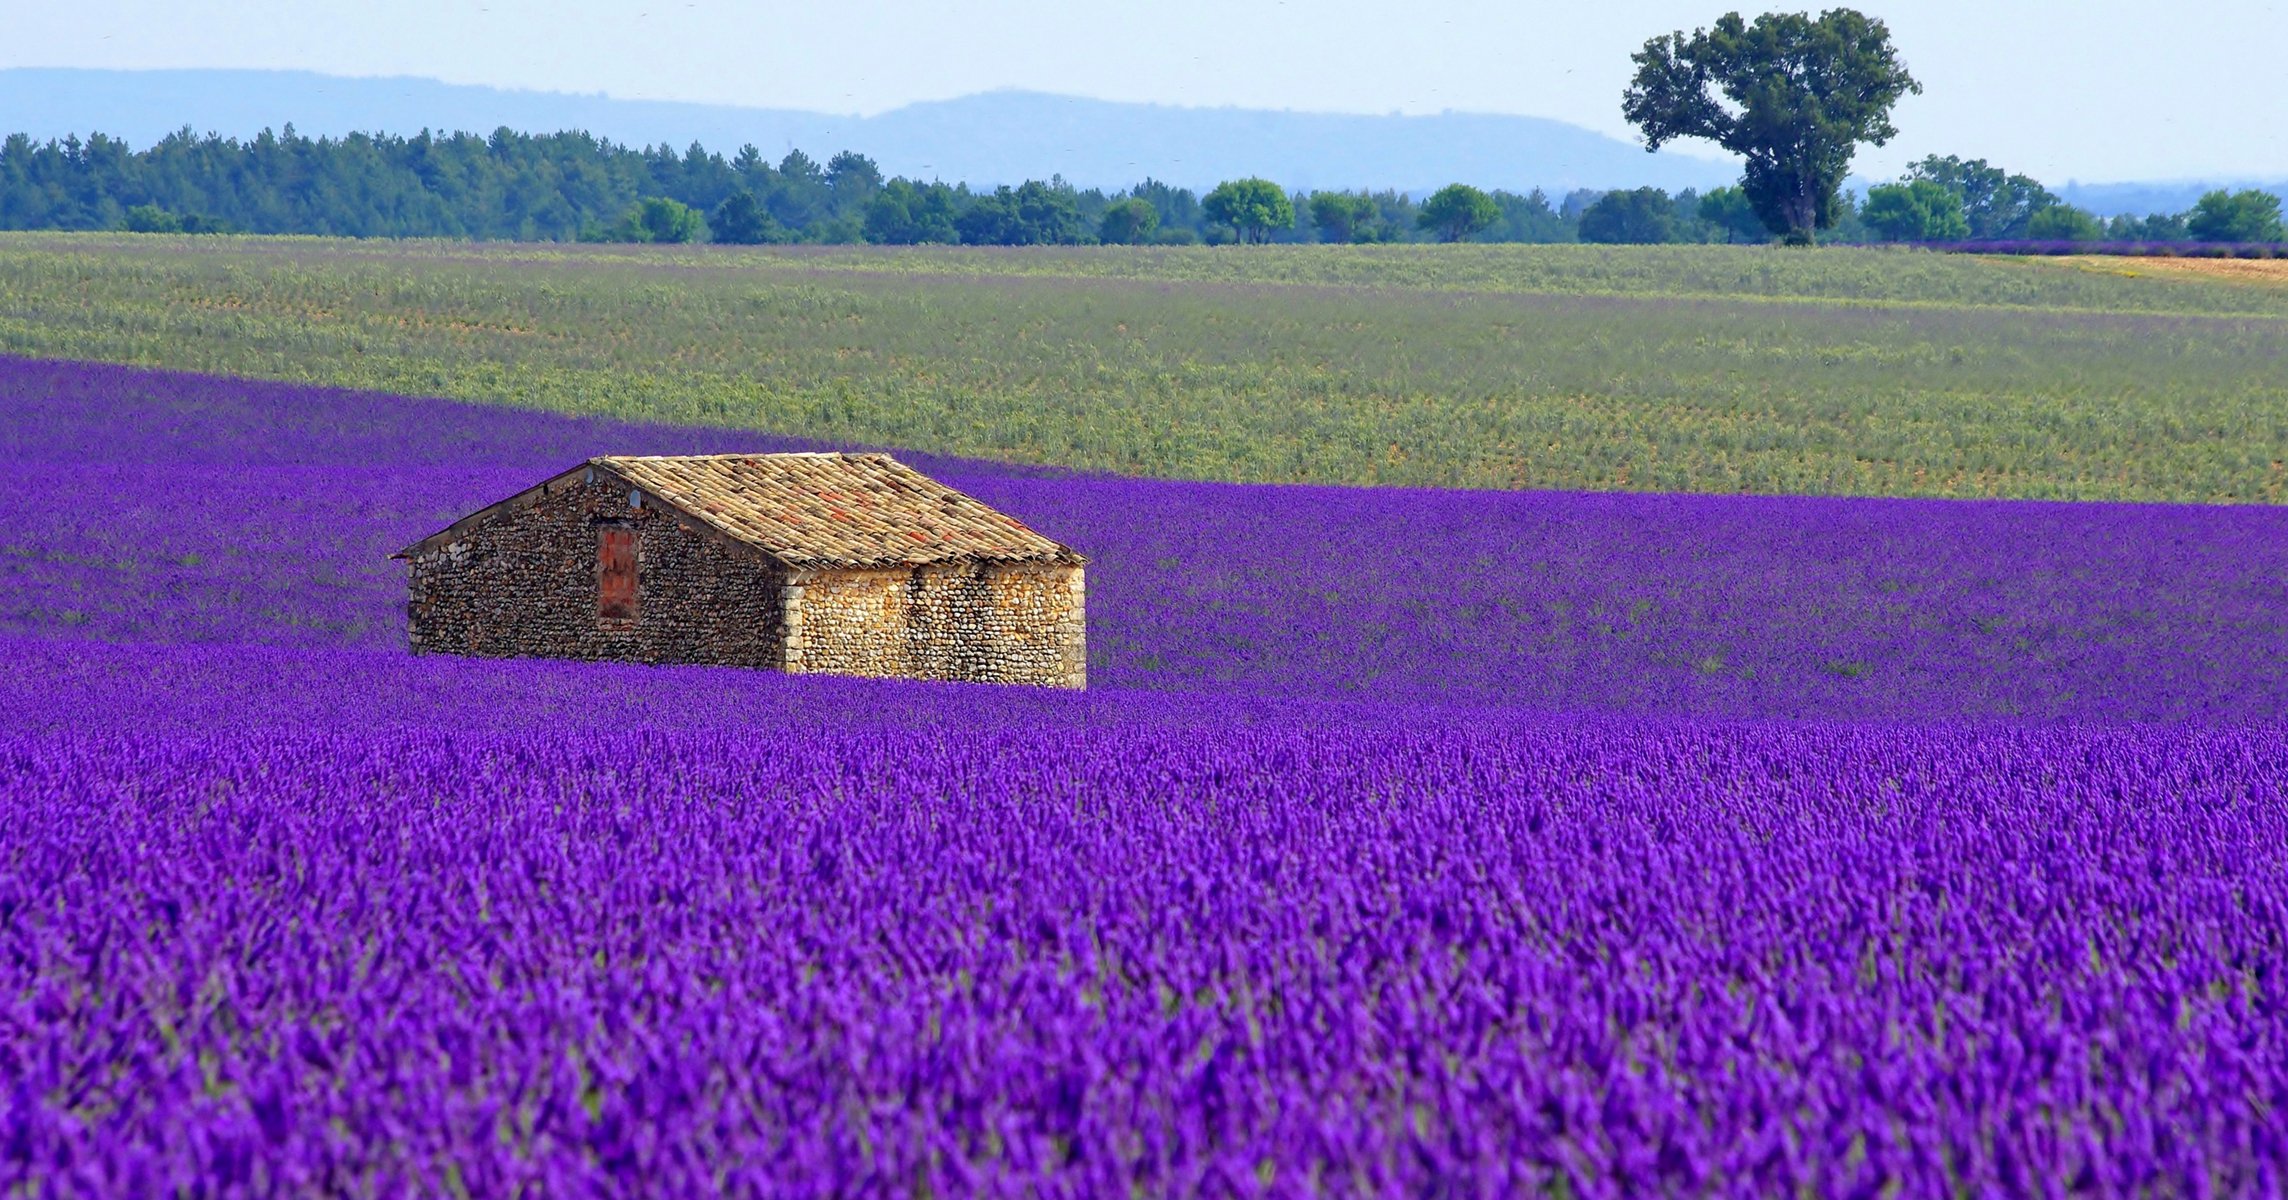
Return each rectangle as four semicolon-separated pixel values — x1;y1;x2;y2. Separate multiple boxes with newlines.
1417;184;1500;243
1098;197;1161;245
1203;178;1295;244
1861;180;1968;242
2186;189;2285;243
2025;205;2102;242
613;196;707;244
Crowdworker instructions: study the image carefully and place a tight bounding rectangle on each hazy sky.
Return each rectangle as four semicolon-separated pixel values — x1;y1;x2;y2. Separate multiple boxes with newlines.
11;0;2285;182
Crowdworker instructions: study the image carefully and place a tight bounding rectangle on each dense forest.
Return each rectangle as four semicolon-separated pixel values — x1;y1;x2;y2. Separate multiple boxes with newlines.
0;126;2277;246
0;126;1580;244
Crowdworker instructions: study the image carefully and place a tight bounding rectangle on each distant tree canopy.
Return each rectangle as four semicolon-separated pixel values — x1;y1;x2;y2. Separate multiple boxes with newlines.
825;150;883;196
1861;179;1968;242
1417;184;1500;243
1484;189;1574;243
1097;197;1159;245
1696;186;1768;243
121;203;183;234
1309;191;1379;244
863;179;962;245
1578;188;1680;244
1623;8;1919;244
1202;178;1295;243
2186;189;2285;242
708;191;783;244
0;127;1594;247
593;196;705;244
1861;153;2220;246
1904;156;2056;240
2024;204;2102;242
957;180;1088;246
2106;211;2189;242
1129;179;1202;237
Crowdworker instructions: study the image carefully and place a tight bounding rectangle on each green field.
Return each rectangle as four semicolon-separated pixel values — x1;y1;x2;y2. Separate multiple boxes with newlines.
3;233;2284;501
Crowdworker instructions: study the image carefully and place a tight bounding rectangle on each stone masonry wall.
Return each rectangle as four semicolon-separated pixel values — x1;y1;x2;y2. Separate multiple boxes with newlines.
786;561;1086;688
405;473;788;666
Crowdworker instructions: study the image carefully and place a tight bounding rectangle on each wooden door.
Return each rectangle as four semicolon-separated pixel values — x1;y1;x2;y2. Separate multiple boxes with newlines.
598;527;637;622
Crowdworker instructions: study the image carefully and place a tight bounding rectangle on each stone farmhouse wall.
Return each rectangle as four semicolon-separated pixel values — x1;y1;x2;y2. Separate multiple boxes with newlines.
405;473;789;666
404;471;1087;687
787;561;1086;688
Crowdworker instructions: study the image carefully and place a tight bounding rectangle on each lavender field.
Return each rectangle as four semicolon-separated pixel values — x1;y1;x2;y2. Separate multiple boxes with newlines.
4;355;2287;1194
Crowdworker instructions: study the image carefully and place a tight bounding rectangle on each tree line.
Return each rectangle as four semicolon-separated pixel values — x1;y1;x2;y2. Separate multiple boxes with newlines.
1582;164;2282;246
2;124;2276;248
0;126;1581;245
1856;159;2282;244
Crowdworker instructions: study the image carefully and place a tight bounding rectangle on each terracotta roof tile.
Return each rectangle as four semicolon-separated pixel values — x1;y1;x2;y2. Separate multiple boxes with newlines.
594;453;1080;570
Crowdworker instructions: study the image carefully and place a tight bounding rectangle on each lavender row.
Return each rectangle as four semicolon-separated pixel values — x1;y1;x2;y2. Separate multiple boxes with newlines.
5;720;2284;1195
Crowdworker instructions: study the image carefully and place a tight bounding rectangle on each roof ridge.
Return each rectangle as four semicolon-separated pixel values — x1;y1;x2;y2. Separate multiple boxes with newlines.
595;451;890;462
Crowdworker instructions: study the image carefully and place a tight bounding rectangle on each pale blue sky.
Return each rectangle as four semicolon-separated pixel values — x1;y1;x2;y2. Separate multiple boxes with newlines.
9;0;2284;182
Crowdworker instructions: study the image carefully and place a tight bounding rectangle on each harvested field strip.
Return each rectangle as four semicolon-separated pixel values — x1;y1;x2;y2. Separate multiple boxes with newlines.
2028;254;2288;286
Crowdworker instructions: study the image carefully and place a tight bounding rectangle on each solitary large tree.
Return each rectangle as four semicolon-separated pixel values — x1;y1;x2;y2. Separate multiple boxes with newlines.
1623;9;1918;245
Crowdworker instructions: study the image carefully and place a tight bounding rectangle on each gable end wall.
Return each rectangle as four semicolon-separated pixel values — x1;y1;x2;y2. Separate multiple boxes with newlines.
404;476;789;666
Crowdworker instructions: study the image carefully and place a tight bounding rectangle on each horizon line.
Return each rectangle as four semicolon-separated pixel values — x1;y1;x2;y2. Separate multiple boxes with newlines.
6;66;2283;188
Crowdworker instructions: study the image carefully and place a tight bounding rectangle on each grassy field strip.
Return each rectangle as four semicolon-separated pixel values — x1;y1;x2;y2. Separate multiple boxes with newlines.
3;235;2283;501
722;250;2288;319
9;233;2288;317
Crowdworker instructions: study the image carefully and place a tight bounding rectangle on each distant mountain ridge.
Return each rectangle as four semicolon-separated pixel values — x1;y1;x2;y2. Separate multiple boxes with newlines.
0;67;1739;195
7;69;2271;212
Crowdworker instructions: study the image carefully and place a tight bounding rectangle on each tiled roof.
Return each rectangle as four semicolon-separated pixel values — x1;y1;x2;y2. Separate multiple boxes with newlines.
595;453;1080;570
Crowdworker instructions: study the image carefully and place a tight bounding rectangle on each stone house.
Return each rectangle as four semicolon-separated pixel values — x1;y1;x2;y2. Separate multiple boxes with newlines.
392;453;1086;687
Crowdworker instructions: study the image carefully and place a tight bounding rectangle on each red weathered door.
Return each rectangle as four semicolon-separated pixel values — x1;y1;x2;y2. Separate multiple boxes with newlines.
598;527;637;621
